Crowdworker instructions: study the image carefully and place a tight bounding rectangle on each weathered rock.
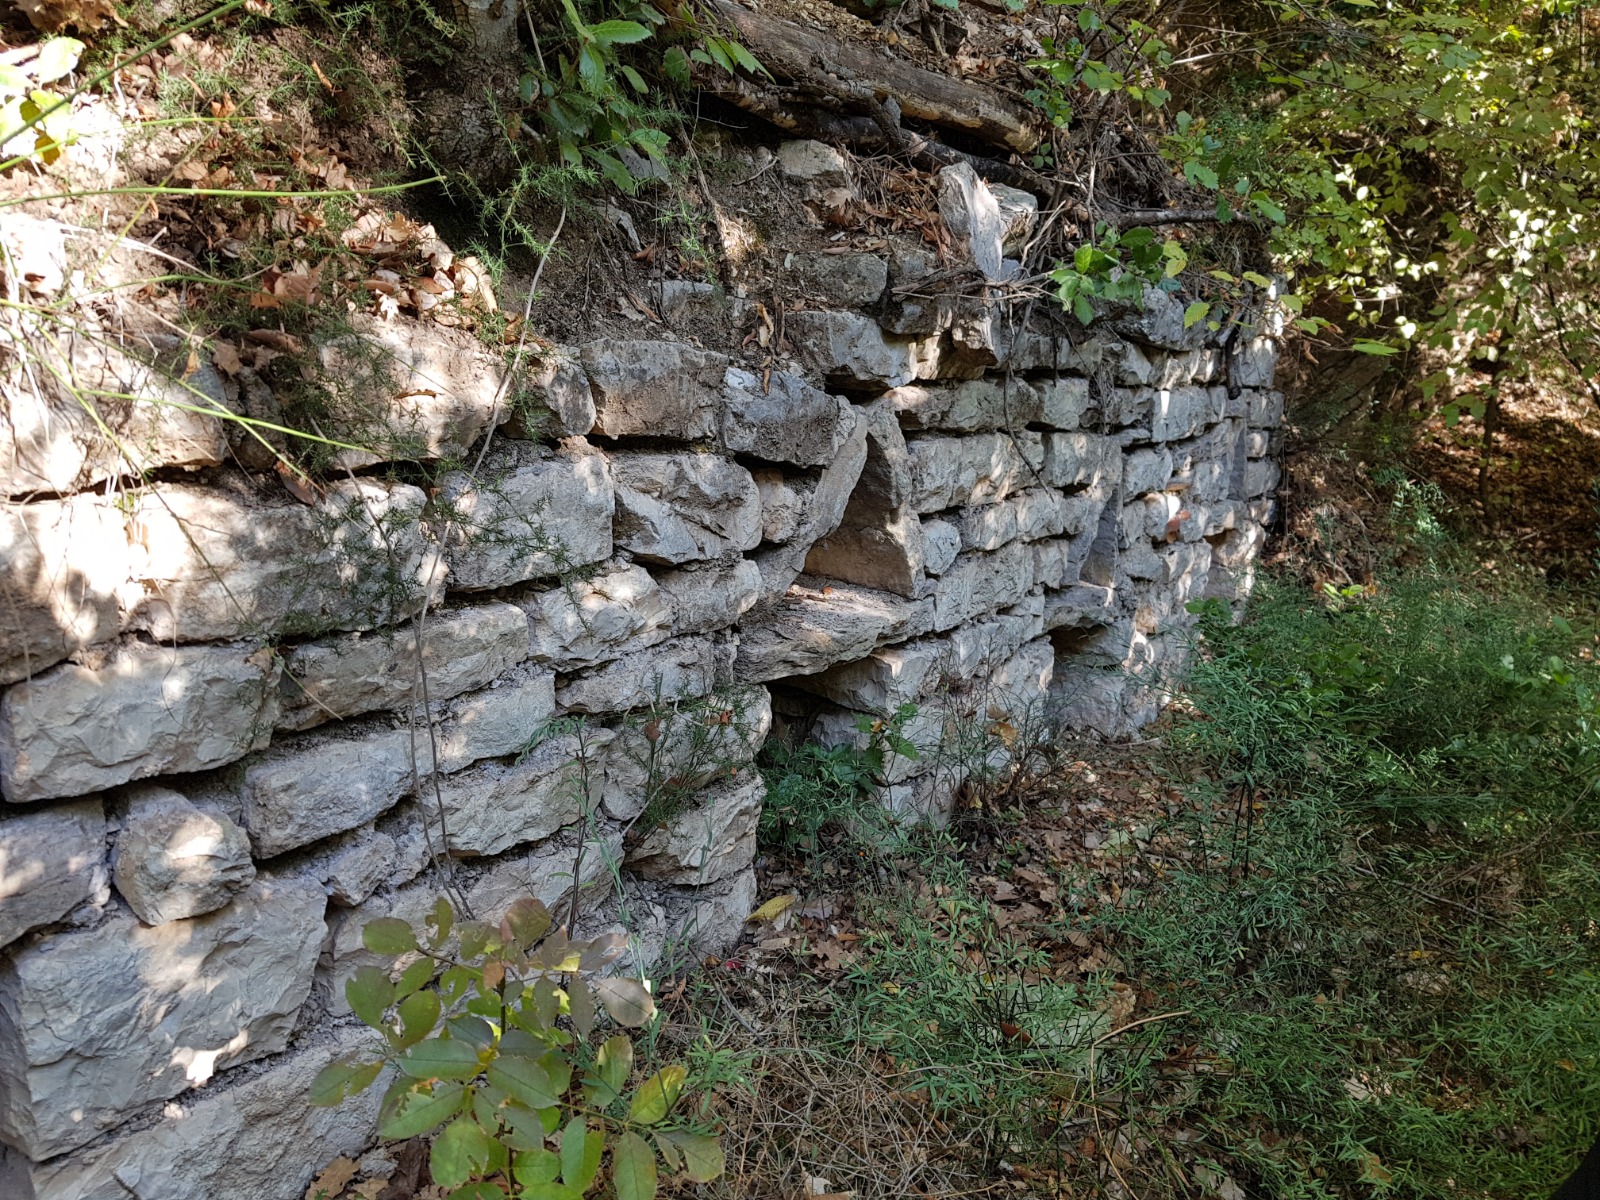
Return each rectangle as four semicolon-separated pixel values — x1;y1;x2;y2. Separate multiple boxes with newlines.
656;279;730;326
0;643;280;804
937;162;1008;282
598;686;770;821
610;452;761;565
430;671;558;773
1150;386;1227;442
0;875;325;1159
0;1028;385;1200
318;315;507;469
798;640;946;711
1247;390;1285;428
655;559;762;634
1110;284;1210;352
1041;432;1119;492
735;579;933;682
524;563;671;669
906;430;1044;512
809;701;950;785
557;635;732;714
888;377;1041;433
785;311;933;391
582;340;727;440
624;775;762;885
508;346;596;437
0;800;106;949
278;602;529;730
753;470;809;544
786;252;889;308
113;787;254;926
239;727;415;858
435;732;604;857
310;826;399;906
720;367;857;467
129;476;442;643
930;540;1035;631
0;494;129;685
777;139;850;187
750;408;869;602
438;440;614;590
956;488;1070;551
1123;447;1174;497
1037;377;1092;430
921;517;961;575
1244;457;1281;498
1232;334;1278;388
943;597;1046;682
989;182;1038;253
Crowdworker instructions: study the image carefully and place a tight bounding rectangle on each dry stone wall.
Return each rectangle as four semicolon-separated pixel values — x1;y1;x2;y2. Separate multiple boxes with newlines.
0;151;1281;1199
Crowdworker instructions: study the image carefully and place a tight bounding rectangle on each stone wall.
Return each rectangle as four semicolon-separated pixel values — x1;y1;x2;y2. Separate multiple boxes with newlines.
0;151;1281;1199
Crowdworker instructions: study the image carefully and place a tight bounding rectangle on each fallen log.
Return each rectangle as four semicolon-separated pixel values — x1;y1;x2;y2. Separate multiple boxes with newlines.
704;0;1042;155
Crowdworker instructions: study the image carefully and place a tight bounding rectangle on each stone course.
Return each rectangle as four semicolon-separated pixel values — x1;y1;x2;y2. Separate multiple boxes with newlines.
0;157;1281;1195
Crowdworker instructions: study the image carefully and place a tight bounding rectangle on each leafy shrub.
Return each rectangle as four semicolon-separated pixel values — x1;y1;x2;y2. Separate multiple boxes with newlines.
313;895;724;1200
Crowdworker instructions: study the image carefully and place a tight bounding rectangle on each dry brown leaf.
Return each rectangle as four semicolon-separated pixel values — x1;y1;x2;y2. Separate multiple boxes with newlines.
15;0;119;31
212;342;243;376
305;1156;358;1200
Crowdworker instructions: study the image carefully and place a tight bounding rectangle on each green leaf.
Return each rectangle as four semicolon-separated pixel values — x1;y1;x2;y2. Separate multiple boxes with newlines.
486;1055;561;1110
593;977;656;1027
514;1148;562;1186
431;1117;495;1189
1162;239;1188;278
569;979;596;1040
310;1056;384;1107
628;1066;687;1125
0;65;29;96
378;1081;467;1139
1242;271;1272;288
589;19;652;45
395;956;435;999
396;989;442;1050
33;38;85;85
447;1185;507;1200
561;1117;605;1190
363;917;418;956
346;966;395;1029
1351;339;1400;356
400;1039;483;1081
1252;195;1287;225
1183;159;1219;190
1183;301;1211;330
612;1131;658;1200
426;895;455;949
660;1132;724;1183
519;1185;582;1200
1072;294;1095;325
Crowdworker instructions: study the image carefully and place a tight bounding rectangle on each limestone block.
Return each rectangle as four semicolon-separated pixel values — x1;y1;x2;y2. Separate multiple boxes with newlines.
0;876;325;1159
922;517;961;575
239;727;416;858
436;732;605;857
611;452;761;565
989;182;1038;253
439;440;614;590
1;333;230;498
1233;334;1278;388
754;470;808;544
720;367;857;467
0;800;106;949
0;494;130;685
1032;537;1078;591
1150;386;1226;443
1107;386;1154;428
943;597;1047;682
787;252;889;308
0;1028;386;1200
1114;343;1156;386
582;340;727;440
956;489;1070;551
524;563;671;669
735;579;933;682
906;430;1044;513
1110;283;1209;352
1041;432;1119;492
598;685;770;821
278;601;529;730
431;670;558;773
655;559;762;634
1037;376;1092;430
930;541;1035;631
318;315;507;469
887;377;1042;433
982;637;1055;720
665;864;758;958
308;826;399;906
1042;583;1116;632
810;702;949;785
0;643;279;804
557;635;732;714
113;787;254;926
785;310;933;391
1124;447;1174;497
625;775;762;885
1245;458;1282;498
750;409;869;602
1247;389;1285;428
799;640;947;711
129;476;441;643
777;139;849;187
508;346;595;437
937;162;1007;282
657;279;729;326
1243;428;1276;458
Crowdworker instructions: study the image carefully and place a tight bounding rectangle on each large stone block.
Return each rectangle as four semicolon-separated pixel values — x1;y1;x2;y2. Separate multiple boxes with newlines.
1041;432;1118;492
625;775;762;885
439;440;614;590
238;727;415;858
720;367;857;467
524;563;671;669
786;252;889;308
436;731;606;857
735;579;933;682
938;162;1008;283
610;452;761;565
582;340;726;440
509;346;595;437
0;1028;385;1200
557;635;732;714
1150;386;1227;443
0;875;325;1159
749;407;869;603
921;516;961;575
930;540;1035;631
1123;447;1174;497
278;601;529;730
887;377;1042;433
0;643;279;804
112;787;254;926
597;686;770;821
317;315;507;469
429;670;558;773
906;430;1043;513
798;640;947;711
1110;284;1210;352
129;477;442;643
655;559;762;635
785;311;934;391
0;800;106;949
956;488;1070;551
0;495;130;685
